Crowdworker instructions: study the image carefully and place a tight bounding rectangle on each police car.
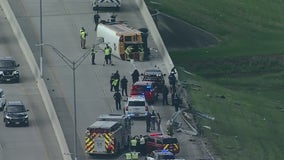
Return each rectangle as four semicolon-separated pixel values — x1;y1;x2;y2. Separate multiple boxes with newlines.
146;150;175;160
141;68;166;93
124;95;150;118
130;81;158;104
92;0;121;11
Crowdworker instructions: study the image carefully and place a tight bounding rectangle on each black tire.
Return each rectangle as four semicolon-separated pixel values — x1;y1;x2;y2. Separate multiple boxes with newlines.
5;122;9;127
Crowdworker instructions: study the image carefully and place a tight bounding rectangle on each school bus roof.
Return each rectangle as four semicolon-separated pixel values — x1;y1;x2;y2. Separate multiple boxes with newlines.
102;23;142;36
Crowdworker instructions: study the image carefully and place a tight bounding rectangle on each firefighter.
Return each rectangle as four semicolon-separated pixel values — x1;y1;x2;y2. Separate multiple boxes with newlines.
130;137;137;151
91;45;96;65
103;44;112;65
131;69;140;84
121;76;128;96
80;27;87;49
113;91;122;110
125;152;132;160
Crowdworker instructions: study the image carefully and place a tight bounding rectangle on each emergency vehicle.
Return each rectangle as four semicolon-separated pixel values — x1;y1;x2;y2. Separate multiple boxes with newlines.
97;23;144;61
145;133;180;155
85;114;131;155
92;0;121;11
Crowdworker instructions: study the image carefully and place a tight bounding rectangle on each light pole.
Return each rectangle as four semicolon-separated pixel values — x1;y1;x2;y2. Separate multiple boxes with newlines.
42;38;103;160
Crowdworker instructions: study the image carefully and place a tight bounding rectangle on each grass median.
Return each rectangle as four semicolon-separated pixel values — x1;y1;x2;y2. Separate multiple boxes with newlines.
146;0;284;159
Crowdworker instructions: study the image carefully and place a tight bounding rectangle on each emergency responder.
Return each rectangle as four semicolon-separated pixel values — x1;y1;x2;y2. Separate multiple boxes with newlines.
125;152;132;160
125;45;133;61
130;137;137;151
168;71;177;92
104;44;112;65
91;45;96;65
173;93;180;112
121;76;128;96
94;11;100;31
110;12;117;22
131;69;140;84
145;111;151;132
162;85;169;105
112;79;119;92
139;135;146;155
131;151;139;160
156;112;161;132
80;27;87;49
110;73;115;92
138;45;144;61
113;91;122;110
151;110;157;130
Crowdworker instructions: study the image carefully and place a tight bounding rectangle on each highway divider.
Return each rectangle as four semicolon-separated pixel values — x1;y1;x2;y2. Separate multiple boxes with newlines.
0;1;72;160
135;0;176;76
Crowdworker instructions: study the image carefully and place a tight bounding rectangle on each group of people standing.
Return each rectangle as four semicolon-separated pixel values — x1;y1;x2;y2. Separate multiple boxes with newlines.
145;110;161;132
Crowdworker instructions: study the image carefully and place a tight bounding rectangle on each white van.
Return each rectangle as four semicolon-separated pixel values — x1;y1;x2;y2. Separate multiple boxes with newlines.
0;88;6;111
92;0;121;11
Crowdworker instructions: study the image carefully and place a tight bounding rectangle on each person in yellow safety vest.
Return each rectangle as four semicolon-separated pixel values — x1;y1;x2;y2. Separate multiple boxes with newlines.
130;137;137;151
91;46;96;65
80;27;87;49
112;79;119;92
131;152;139;160
104;44;112;65
138;45;144;61
125;152;132;160
125;45;133;61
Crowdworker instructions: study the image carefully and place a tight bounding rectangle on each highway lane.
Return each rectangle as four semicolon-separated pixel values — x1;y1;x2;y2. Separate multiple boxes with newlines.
8;0;189;159
0;6;64;160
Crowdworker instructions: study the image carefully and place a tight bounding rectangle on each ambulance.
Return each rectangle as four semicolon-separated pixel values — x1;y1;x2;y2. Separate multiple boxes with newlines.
92;0;121;11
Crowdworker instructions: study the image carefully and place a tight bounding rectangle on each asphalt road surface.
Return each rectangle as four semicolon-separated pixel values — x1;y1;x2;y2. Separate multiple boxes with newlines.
0;5;63;160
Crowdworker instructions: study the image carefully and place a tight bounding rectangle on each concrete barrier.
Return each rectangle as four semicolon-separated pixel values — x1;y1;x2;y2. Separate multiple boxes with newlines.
0;1;72;160
135;0;176;76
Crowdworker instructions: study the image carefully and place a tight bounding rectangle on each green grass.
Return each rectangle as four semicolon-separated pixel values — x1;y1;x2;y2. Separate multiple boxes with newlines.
145;0;284;159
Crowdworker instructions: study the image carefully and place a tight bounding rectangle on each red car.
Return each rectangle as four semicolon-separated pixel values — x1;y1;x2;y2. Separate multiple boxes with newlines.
130;81;158;104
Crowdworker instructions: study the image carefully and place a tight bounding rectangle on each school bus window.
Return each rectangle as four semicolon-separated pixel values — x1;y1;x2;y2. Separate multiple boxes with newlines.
125;36;132;42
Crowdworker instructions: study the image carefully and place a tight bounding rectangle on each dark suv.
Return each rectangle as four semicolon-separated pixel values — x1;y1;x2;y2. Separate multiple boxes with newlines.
3;101;29;127
0;57;20;83
141;69;165;93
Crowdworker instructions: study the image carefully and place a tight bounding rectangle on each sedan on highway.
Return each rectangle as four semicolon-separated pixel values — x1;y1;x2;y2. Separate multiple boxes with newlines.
3;101;29;127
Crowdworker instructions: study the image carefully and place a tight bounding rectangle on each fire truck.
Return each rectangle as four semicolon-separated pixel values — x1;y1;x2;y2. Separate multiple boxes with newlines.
85;114;132;155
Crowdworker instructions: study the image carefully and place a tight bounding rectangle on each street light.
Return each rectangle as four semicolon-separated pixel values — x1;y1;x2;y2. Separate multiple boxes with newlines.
41;37;103;160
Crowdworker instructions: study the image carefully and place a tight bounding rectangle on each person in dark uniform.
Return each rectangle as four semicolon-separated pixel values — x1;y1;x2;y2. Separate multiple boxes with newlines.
131;69;140;84
162;85;169;105
121;76;128;96
173;93;180;112
113;91;122;110
145;111;151;132
94;11;100;31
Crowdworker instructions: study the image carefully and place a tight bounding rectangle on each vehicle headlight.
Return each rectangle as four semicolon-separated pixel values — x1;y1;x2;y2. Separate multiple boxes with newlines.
12;70;19;75
5;115;12;119
24;115;28;119
0;71;3;75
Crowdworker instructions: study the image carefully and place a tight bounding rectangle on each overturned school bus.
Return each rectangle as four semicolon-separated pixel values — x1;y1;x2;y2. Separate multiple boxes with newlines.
97;22;146;61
